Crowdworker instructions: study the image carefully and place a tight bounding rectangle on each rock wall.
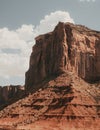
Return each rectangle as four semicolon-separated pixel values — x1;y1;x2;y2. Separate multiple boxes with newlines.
25;22;100;89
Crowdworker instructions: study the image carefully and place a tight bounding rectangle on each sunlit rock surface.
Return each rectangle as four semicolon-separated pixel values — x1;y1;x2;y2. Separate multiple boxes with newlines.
0;22;100;130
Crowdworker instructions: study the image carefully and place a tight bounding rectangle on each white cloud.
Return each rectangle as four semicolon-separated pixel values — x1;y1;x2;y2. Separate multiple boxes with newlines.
16;24;35;42
0;11;74;86
35;11;74;34
79;0;96;2
0;25;34;82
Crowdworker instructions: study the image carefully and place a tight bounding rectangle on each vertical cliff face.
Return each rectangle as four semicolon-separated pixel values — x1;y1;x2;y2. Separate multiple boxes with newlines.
25;22;100;89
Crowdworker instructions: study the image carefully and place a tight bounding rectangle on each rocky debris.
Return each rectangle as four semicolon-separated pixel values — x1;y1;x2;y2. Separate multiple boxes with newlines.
25;22;100;90
0;73;100;129
0;85;25;107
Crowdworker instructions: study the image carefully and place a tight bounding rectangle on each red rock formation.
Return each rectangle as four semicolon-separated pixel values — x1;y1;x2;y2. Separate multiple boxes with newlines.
0;22;100;130
25;22;100;90
0;85;24;107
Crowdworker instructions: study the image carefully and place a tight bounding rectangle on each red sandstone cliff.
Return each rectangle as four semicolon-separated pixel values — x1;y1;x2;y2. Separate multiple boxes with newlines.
25;22;100;90
0;22;100;130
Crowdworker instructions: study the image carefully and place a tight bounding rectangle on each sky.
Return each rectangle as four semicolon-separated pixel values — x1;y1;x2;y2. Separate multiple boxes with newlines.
0;0;100;86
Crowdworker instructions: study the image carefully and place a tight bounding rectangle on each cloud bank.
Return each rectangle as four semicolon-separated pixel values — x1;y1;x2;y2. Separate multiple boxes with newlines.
79;0;96;2
0;11;74;86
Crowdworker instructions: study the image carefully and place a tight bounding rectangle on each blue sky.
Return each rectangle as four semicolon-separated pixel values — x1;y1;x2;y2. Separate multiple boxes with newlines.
0;0;100;30
0;0;100;86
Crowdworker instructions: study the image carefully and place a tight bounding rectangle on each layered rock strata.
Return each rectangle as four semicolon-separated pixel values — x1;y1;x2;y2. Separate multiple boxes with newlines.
0;73;100;130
